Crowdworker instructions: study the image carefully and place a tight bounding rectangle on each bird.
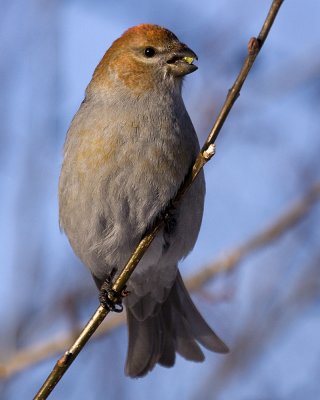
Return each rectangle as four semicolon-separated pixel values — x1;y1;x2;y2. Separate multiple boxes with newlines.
59;23;228;378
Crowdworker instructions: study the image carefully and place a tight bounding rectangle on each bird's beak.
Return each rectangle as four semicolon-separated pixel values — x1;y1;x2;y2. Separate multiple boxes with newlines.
166;45;198;77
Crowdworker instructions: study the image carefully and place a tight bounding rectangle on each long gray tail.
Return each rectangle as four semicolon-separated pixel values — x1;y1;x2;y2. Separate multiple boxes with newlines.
125;271;229;377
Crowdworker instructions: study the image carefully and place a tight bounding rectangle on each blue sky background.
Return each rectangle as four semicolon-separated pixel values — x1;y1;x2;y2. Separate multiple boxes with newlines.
1;1;320;399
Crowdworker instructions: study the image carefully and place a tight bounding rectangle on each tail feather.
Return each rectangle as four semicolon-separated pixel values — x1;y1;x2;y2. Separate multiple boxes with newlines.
157;310;176;367
174;273;229;353
173;313;204;361
125;312;165;377
125;271;229;377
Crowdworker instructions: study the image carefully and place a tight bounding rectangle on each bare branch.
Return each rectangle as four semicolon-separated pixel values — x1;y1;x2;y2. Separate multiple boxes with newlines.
33;2;284;398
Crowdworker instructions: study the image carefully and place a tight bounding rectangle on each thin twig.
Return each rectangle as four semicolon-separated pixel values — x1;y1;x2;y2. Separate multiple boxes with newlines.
33;1;284;398
2;179;319;380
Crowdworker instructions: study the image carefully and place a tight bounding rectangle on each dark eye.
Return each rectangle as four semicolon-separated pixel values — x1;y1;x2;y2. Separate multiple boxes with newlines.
144;47;156;58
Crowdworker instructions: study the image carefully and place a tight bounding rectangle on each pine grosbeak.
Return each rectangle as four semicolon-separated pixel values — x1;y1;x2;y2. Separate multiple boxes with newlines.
59;24;228;377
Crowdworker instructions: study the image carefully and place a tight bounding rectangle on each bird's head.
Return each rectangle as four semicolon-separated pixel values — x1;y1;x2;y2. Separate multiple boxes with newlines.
89;24;198;94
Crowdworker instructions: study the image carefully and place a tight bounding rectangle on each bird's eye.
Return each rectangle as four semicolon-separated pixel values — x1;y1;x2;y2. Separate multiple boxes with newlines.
144;47;156;58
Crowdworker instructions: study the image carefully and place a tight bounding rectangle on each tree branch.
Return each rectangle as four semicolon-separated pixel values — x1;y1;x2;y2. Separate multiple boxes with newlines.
33;1;284;398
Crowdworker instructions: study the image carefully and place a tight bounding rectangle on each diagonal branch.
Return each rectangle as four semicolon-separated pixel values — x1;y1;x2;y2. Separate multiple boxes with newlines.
34;1;285;398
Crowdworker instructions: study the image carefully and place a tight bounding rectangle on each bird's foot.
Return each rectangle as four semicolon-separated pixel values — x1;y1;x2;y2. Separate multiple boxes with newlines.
99;268;129;312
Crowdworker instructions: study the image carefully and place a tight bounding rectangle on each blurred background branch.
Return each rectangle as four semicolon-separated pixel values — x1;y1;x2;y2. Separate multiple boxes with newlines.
1;181;319;380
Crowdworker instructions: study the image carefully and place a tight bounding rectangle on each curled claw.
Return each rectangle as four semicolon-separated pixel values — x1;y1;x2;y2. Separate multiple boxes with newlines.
99;283;124;313
99;268;124;312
